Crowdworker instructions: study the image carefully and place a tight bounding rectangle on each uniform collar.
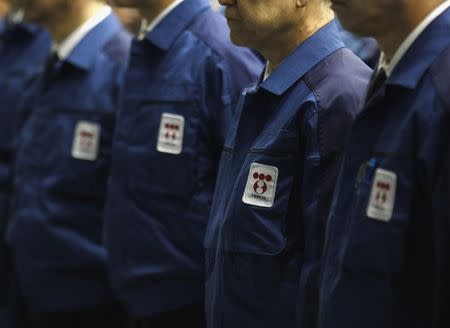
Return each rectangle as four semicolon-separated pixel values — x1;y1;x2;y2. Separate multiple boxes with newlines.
382;0;450;78
57;5;111;60
260;20;345;96
62;12;122;71
1;8;42;36
144;0;184;35
5;8;25;25
144;0;209;51
1;14;41;36
387;6;450;89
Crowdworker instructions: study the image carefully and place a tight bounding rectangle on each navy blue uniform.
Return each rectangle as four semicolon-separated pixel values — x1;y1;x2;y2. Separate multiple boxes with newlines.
6;13;130;317
318;8;450;328
204;21;371;328
0;20;51;328
103;0;263;321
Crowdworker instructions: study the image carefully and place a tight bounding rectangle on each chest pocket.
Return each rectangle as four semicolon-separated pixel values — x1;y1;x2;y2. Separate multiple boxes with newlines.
220;130;300;256
17;107;114;197
119;84;198;201
341;155;412;274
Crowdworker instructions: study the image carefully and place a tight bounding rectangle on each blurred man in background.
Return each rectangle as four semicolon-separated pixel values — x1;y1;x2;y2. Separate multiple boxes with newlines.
319;1;450;327
104;0;262;327
0;1;51;327
5;1;130;327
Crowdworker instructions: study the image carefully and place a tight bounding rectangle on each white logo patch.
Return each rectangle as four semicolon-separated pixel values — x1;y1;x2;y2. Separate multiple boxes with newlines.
71;121;100;161
367;168;397;222
157;113;185;155
242;163;279;208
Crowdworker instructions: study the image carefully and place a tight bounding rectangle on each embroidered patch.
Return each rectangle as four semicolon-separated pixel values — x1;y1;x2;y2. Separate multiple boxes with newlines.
157;113;185;155
71;121;101;161
242;163;279;208
366;168;397;222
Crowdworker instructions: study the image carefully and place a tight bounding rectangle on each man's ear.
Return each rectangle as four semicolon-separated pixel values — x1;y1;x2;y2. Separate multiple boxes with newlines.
296;0;308;8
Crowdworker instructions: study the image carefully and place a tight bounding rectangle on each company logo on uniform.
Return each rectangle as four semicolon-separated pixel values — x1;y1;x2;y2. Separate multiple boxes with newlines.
157;113;185;155
252;171;272;195
367;168;397;222
242;163;278;208
72;121;101;161
164;123;179;140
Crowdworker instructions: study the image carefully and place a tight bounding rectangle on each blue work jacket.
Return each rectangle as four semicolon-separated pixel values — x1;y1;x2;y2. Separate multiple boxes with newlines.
6;13;130;312
0;20;51;327
0;21;51;251
318;8;450;328
204;21;372;328
103;0;263;317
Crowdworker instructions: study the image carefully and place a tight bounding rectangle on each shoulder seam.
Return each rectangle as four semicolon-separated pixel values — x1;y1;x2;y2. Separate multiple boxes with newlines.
430;47;450;113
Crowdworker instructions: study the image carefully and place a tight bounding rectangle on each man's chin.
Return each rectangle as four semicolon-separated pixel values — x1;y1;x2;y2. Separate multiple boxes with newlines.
228;30;250;48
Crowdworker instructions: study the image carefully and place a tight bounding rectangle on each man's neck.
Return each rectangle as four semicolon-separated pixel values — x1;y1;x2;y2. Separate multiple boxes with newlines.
138;0;176;24
264;6;334;71
376;0;445;61
46;1;104;44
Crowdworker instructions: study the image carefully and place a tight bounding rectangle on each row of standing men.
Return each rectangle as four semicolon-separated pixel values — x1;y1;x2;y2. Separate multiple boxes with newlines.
0;0;449;328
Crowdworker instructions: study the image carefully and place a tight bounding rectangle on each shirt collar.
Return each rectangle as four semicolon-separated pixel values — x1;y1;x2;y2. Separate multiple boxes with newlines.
6;8;25;25
1;19;43;39
381;0;450;78
57;9;122;70
144;0;209;51
386;4;450;89
2;8;36;34
3;9;48;38
57;5;111;60
263;62;271;81
260;20;345;96
141;0;184;37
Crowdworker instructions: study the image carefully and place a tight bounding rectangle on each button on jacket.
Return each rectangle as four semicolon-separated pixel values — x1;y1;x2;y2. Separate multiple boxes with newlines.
6;13;130;312
318;8;450;328
204;21;372;328
103;0;263;317
0;20;51;326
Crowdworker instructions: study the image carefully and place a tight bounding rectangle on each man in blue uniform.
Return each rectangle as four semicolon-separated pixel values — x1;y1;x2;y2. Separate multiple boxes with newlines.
104;0;262;327
205;0;371;327
0;6;51;327
319;1;450;327
5;0;130;327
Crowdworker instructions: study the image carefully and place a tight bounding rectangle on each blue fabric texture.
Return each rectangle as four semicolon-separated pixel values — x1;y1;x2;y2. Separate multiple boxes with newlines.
6;14;131;312
319;8;450;328
0;20;51;327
